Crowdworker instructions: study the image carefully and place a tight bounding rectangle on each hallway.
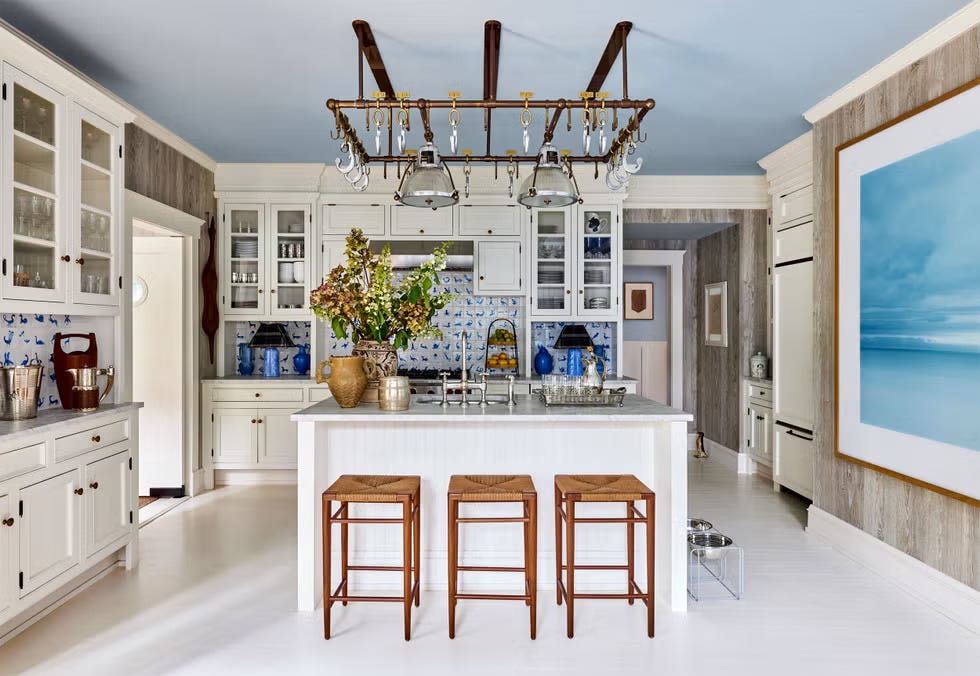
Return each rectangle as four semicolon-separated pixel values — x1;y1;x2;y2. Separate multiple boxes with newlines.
0;457;975;675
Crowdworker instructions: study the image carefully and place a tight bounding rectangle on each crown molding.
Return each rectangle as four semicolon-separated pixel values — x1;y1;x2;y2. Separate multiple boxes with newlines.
623;175;768;210
803;2;980;123
758;131;813;192
215;163;327;193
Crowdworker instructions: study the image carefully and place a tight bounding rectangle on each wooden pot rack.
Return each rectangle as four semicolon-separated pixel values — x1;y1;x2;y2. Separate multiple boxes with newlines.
327;19;654;175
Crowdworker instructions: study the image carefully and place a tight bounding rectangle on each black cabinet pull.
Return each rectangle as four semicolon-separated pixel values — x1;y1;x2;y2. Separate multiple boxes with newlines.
89;482;99;490
2;517;13;527
74;488;84;496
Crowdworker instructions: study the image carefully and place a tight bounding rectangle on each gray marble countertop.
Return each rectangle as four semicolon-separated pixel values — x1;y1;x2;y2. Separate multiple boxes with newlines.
744;376;773;386
202;375;317;383
293;394;691;423
0;402;143;442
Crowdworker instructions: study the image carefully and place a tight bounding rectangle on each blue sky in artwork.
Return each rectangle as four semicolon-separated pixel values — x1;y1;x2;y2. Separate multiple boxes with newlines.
860;129;980;354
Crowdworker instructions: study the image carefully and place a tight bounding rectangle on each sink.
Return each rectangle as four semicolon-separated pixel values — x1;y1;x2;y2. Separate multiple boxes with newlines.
417;396;506;406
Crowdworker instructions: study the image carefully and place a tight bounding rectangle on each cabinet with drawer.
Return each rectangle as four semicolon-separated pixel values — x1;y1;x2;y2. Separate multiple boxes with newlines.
55;418;129;462
741;378;774;469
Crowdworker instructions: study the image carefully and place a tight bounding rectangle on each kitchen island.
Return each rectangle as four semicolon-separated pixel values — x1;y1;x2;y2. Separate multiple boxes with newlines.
293;395;693;613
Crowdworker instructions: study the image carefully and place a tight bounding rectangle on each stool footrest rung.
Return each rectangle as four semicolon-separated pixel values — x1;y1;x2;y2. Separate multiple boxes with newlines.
455;592;531;601
457;565;526;573
562;564;630;570
346;564;417;572
455;516;528;524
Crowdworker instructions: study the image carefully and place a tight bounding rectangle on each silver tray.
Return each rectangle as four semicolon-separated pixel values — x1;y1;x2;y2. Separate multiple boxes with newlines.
534;387;626;407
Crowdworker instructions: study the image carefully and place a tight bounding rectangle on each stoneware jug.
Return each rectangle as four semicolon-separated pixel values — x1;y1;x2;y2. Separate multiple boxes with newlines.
316;356;367;408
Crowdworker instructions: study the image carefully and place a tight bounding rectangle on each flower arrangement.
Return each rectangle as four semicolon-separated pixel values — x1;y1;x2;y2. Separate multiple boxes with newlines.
310;229;454;350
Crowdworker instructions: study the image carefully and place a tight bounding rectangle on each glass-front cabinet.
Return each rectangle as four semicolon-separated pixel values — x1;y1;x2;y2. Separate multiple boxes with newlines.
270;204;311;315
529;203;619;320
221;202;312;318
3;66;66;302
530;207;573;316
74;105;119;305
224;204;266;315
577;205;617;317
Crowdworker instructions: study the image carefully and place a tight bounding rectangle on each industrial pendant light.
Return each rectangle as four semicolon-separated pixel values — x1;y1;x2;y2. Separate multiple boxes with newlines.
394;141;459;209
517;142;582;209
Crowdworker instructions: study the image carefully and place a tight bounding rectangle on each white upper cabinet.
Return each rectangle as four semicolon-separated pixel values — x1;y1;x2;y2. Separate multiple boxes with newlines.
458;204;521;237
2;65;67;304
73;104;120;306
1;62;124;311
389;203;454;237
322;202;386;236
221;201;312;319
475;240;522;295
529;202;620;320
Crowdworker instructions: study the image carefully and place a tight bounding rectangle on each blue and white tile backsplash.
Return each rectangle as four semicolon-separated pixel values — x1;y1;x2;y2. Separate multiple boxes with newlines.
2;313;114;409
231;321;312;375
531;322;617;376
327;272;525;373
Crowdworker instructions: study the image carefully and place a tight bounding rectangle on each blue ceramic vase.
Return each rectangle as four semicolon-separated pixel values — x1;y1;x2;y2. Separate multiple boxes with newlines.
566;348;584;376
293;344;311;376
533;345;554;375
238;343;254;376
263;347;281;378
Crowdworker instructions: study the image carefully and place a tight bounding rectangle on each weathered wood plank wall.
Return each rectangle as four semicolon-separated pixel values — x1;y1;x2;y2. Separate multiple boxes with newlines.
812;27;979;589
125;124;214;221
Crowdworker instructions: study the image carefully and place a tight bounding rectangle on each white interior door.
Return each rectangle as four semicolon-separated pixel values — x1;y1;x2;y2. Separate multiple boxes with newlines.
85;450;132;557
133;236;184;493
20;469;81;596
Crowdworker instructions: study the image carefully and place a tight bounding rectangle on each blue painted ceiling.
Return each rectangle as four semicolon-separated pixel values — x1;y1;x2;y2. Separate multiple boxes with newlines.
0;0;969;173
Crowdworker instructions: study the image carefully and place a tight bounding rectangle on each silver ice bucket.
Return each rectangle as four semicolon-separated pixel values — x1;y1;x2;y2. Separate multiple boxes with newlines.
0;363;44;421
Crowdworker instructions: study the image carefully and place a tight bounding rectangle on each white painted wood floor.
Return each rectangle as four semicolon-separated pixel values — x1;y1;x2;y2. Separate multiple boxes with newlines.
1;456;976;675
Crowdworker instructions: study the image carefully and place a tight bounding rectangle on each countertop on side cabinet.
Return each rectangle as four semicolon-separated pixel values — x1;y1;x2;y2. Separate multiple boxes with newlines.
293;394;691;423
0;402;143;445
744;377;773;387
516;375;638;386
202;376;317;384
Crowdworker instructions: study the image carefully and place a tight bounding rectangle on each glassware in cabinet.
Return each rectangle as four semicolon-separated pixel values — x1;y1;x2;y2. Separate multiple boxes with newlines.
224;205;265;314
578;207;616;316
530;207;573;316
270;205;310;314
74;106;118;303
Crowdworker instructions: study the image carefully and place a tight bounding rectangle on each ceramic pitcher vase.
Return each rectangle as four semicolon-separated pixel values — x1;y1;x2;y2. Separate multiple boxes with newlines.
351;340;398;403
316;356;367;408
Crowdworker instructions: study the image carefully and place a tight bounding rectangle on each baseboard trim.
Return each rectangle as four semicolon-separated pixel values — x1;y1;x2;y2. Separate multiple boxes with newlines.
806;506;980;634
214;469;297;485
701;437;739;471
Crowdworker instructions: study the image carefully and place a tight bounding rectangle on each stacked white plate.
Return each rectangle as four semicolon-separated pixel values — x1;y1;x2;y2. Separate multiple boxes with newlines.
538;271;564;284
232;239;258;258
278;262;294;283
588;297;610;309
584;269;606;284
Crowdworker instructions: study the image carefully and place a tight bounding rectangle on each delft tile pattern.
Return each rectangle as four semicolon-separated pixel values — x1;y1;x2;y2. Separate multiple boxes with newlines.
327;273;525;374
1;313;103;409
531;322;617;376
233;321;312;374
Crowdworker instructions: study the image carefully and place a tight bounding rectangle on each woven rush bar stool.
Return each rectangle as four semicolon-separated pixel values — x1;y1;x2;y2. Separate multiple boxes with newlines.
322;475;421;641
554;474;655;638
447;475;537;639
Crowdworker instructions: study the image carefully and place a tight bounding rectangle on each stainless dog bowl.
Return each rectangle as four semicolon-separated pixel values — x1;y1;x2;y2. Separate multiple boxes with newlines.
687;518;714;532
688;531;734;560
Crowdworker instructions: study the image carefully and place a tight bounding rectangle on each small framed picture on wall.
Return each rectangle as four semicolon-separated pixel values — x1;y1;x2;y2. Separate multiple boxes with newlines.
623;282;654;320
704;281;728;347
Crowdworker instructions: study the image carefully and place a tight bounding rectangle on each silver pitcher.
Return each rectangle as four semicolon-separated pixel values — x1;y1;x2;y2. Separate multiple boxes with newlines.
64;366;114;412
0;363;45;421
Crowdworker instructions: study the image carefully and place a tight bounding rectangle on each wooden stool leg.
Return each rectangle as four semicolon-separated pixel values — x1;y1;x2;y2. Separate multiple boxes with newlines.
646;495;656;638
554;481;563;606
402;497;412;641
626;500;635;605
565;497;575;639
529;493;538;640
322;497;332;640
340;502;349;606
413;493;421;607
448;494;457;638
522;498;531;607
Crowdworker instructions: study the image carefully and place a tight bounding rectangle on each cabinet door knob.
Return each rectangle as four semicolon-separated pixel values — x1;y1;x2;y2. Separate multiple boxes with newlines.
251;419;257;424
258;289;264;294
75;257;85;266
92;434;101;443
74;488;84;496
566;290;571;295
578;289;584;294
60;254;71;262
89;481;99;489
270;289;276;294
479;275;485;281
487;229;493;234
254;392;261;398
257;419;263;424
2;517;13;527
419;229;425;234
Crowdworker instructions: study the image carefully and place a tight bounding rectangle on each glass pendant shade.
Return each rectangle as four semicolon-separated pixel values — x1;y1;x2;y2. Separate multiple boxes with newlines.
517;143;579;208
396;142;459;209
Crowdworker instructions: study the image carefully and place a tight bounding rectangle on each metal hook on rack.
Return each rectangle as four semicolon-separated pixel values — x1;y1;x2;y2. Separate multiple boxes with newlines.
580;91;594;154
462;149;472;199
505;150;517;198
596;92;610;154
395;92;410;154
448;91;461;154
335;138;356;174
372;91;387;154
520;91;534;153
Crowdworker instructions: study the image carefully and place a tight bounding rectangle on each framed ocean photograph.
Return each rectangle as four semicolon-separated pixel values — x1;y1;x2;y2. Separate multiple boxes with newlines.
836;77;980;505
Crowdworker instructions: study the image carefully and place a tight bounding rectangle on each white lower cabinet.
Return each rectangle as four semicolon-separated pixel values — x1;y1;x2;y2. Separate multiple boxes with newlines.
0;493;12;616
19;469;82;596
259;410;299;466
84;450;132;558
214;408;259;464
0;407;139;635
747;402;773;463
774;424;814;500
